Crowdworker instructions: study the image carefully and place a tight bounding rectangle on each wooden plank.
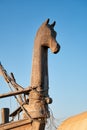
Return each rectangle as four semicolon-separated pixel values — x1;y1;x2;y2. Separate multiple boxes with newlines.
0;119;45;130
0;87;32;98
0;119;32;130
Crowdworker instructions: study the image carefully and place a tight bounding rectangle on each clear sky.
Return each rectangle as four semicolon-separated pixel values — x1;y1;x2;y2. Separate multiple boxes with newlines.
0;0;87;122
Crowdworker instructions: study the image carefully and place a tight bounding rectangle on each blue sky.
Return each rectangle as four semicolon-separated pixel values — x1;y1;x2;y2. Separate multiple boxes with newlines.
0;0;87;121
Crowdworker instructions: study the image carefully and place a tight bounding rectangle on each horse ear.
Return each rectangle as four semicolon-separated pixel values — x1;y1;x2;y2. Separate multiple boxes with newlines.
51;21;56;28
44;18;50;25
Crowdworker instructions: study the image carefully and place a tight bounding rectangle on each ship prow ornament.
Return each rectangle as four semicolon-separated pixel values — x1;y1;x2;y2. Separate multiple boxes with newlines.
0;19;60;130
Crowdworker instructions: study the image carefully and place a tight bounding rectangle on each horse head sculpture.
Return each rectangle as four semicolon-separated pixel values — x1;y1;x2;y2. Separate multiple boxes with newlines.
25;19;60;119
35;18;60;54
31;19;60;91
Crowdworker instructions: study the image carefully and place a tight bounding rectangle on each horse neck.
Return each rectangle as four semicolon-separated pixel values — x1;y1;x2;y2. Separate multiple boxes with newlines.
30;40;49;91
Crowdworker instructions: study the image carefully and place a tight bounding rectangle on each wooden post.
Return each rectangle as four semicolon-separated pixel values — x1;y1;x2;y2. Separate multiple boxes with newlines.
32;120;45;130
1;108;9;124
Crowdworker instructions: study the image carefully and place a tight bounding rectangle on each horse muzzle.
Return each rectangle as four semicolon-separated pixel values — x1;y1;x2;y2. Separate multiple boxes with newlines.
54;43;60;54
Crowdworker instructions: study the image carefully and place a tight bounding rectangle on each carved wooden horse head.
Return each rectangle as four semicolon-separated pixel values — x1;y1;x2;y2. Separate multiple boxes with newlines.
35;18;60;54
31;19;60;90
22;19;61;119
28;19;60;119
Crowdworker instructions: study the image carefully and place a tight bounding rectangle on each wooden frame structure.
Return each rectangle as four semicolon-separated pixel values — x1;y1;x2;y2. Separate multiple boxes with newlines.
0;19;60;130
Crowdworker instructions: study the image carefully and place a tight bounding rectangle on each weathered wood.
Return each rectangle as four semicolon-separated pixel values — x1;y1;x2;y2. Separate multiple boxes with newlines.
0;19;60;130
0;119;32;130
28;19;60;119
0;63;24;91
1;108;9;124
9;106;22;117
0;87;32;98
0;119;45;130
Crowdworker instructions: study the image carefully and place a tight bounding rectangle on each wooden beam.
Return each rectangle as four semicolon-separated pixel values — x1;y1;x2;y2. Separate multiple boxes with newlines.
9;106;22;117
0;87;32;98
0;119;32;130
0;118;45;130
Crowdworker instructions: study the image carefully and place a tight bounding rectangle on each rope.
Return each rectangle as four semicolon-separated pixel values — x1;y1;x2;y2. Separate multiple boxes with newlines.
7;83;33;121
